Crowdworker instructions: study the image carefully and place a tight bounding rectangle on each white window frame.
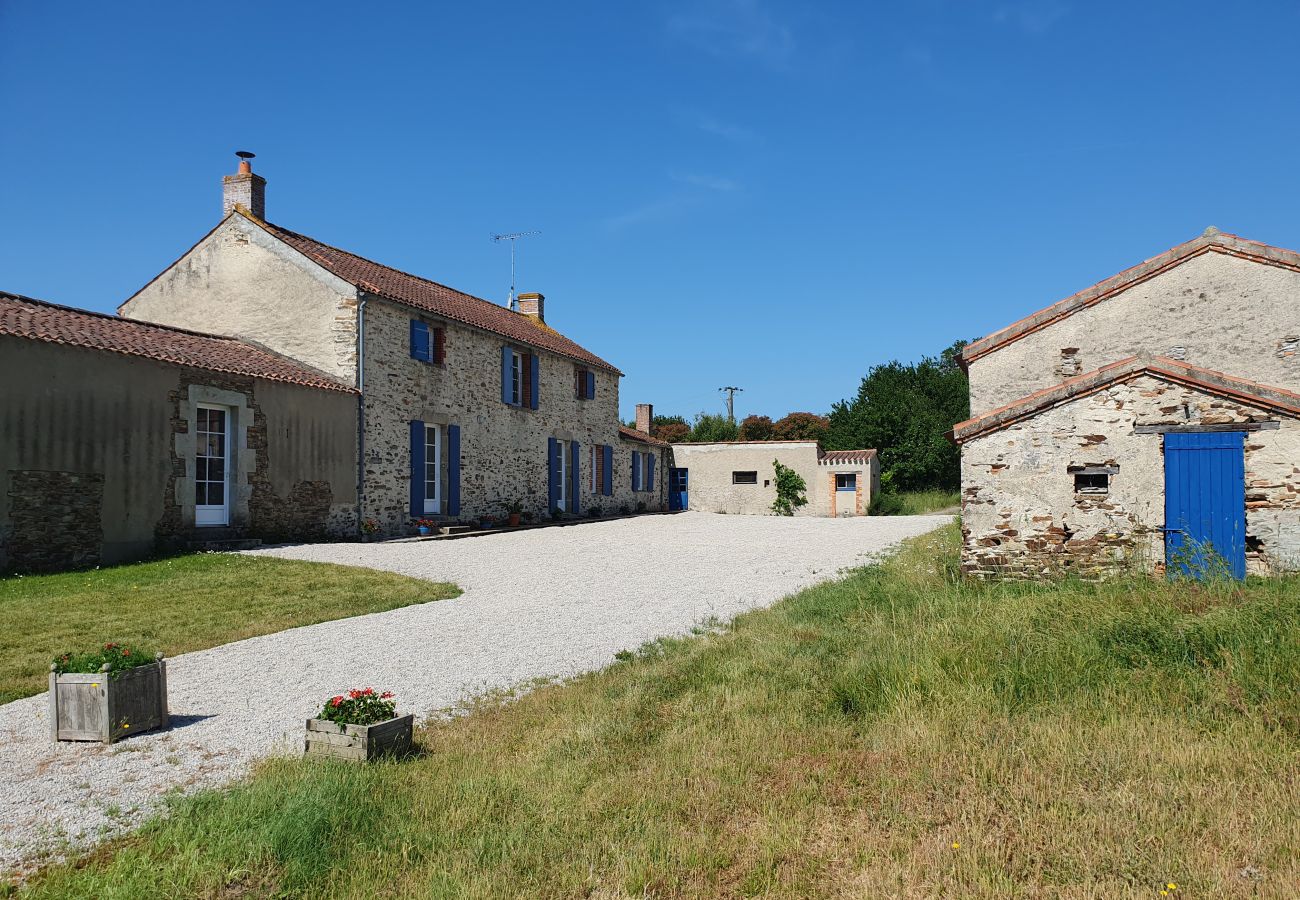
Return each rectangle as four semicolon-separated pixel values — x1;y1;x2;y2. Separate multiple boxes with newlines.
732;470;758;485
509;350;523;406
195;403;231;527
558;440;570;511
424;424;442;513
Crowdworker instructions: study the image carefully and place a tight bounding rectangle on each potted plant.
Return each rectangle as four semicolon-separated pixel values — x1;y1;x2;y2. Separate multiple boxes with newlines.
505;500;523;527
49;643;168;744
414;518;435;537
305;688;414;762
478;515;494;530
360;518;381;542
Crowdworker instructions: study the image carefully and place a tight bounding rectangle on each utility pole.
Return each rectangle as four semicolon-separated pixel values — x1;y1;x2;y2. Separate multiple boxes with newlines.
491;230;541;310
719;386;743;423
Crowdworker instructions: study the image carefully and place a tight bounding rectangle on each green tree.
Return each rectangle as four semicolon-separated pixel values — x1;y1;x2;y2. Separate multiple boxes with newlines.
687;412;739;442
771;412;830;442
654;422;690;443
738;414;774;441
825;340;969;491
771;459;808;516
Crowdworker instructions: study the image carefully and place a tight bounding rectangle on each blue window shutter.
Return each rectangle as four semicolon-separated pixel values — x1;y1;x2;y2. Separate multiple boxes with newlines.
409;420;425;518
447;424;461;516
410;320;431;361
571;441;581;510
548;437;560;511
647;454;656;492
586;370;596;400
632;451;641;491
530;354;541;409
603;445;613;496
501;346;513;404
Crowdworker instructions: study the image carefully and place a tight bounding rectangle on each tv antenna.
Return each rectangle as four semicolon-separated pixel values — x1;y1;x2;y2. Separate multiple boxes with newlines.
491;230;541;310
719;386;743;423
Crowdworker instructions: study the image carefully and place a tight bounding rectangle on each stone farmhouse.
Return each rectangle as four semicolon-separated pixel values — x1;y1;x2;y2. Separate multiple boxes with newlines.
953;228;1300;578
0;160;667;572
668;441;879;516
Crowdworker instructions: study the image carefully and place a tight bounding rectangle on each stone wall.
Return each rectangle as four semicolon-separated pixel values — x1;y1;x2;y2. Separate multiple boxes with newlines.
960;374;1300;578
5;472;104;573
967;251;1300;414
360;298;666;532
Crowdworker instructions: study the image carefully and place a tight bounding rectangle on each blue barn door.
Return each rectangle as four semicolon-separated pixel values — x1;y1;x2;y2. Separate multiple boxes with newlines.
669;468;689;511
1164;431;1246;579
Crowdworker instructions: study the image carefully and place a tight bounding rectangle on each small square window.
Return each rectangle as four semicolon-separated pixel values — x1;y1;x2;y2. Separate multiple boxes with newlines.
1074;472;1109;494
836;473;857;491
732;471;758;485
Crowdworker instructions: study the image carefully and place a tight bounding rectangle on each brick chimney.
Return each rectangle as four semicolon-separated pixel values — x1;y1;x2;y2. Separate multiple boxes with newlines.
635;403;653;435
517;292;544;322
222;152;266;219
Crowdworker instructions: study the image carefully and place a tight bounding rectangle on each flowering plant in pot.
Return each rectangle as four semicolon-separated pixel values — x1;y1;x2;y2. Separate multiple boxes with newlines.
49;643;168;744
360;518;381;541
305;687;414;762
414;518;435;537
505;499;523;527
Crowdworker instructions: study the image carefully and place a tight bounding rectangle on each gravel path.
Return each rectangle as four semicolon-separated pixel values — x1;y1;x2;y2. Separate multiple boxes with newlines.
0;512;949;873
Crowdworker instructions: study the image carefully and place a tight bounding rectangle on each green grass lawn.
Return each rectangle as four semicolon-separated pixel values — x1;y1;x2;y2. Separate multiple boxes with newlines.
894;489;961;515
0;554;458;704
16;526;1300;898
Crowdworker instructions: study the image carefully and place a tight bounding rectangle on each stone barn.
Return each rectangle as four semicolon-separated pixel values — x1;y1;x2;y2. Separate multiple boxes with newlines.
953;229;1300;578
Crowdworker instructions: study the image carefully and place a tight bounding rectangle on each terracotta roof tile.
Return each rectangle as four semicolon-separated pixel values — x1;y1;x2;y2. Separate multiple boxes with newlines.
0;291;356;393
251;215;622;375
818;449;877;465
619;425;667;446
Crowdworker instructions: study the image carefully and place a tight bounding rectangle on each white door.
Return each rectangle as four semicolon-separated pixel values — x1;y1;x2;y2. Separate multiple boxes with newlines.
195;405;230;526
424;424;442;514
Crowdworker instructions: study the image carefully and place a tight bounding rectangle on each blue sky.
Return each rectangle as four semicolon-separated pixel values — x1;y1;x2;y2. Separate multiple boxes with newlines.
3;1;1299;422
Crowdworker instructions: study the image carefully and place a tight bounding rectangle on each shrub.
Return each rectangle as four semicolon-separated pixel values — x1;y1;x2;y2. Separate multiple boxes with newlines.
550;507;564;521
619;504;632;515
869;491;907;516
587;506;602;518
771;459;808;516
636;501;647;513
317;688;397;727
53;642;158;677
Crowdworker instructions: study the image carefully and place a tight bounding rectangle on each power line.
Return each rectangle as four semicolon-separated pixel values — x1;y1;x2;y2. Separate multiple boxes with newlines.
719;386;743;423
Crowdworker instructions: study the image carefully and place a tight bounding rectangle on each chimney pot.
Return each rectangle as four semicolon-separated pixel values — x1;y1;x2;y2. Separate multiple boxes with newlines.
635;403;653;435
223;152;266;219
517;292;545;322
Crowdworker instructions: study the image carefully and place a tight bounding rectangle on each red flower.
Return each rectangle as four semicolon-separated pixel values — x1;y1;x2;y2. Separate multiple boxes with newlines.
362;688;375;696
380;691;394;699
348;689;362;699
331;696;343;707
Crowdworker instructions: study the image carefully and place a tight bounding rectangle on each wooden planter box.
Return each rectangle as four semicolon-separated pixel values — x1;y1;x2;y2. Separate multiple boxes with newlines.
304;714;414;762
49;655;169;744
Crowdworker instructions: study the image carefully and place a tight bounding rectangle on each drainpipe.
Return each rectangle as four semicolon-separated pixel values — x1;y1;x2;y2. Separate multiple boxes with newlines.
356;294;368;535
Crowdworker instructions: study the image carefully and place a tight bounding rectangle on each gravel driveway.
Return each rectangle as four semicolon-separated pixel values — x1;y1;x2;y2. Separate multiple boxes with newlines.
0;512;950;872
